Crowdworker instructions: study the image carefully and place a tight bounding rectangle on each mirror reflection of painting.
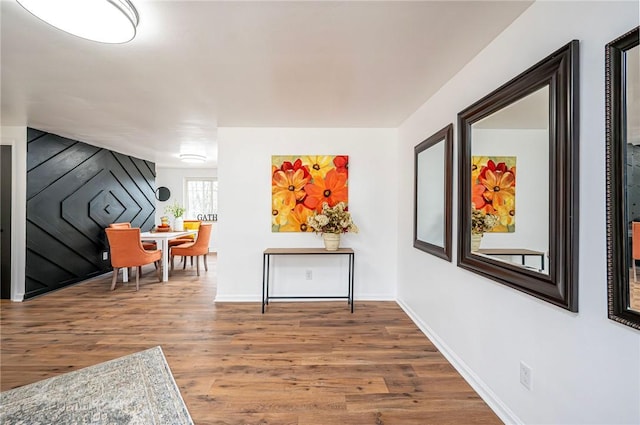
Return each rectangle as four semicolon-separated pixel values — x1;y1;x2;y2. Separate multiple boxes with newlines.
470;86;549;273
471;156;516;233
626;44;640;313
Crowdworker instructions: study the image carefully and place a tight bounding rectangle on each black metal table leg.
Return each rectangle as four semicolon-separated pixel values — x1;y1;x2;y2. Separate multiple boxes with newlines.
262;253;266;313
266;254;270;307
350;252;355;313
262;253;271;313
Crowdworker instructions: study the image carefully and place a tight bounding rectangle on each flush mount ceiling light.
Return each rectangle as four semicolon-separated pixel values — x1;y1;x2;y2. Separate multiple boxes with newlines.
179;154;207;163
17;0;139;44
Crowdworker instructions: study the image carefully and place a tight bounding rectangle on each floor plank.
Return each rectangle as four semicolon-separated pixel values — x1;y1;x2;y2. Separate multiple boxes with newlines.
0;255;501;424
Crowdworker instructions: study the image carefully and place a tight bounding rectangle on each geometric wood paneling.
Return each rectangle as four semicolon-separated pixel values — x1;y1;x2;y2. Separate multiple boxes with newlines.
25;128;156;299
1;145;12;299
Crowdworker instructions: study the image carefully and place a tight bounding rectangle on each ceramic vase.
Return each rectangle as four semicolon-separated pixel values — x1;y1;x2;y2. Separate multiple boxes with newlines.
322;233;341;251
174;217;184;231
471;233;482;251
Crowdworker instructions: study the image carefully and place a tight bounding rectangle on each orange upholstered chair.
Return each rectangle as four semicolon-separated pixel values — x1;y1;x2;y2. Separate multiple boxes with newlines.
170;223;212;276
105;228;162;291
109;222;157;250
168;220;201;248
168;220;201;268
633;222;640;282
109;222;131;229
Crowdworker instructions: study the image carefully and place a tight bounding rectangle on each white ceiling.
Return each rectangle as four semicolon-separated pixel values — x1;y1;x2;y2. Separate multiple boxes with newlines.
1;0;532;168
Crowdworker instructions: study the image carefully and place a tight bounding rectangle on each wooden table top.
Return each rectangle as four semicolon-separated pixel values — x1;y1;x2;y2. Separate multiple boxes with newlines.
475;248;544;255
140;229;198;239
264;247;354;255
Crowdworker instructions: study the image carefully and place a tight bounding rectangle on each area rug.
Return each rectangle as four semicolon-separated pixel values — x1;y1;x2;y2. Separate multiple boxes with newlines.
0;346;193;424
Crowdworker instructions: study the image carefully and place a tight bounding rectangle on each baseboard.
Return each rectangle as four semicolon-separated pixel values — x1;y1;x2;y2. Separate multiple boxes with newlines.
396;298;522;425
214;295;260;302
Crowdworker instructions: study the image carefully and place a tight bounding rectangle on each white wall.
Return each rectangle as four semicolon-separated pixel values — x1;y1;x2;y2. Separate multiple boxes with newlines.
1;126;26;301
397;2;639;424
155;167;218;252
216;127;397;301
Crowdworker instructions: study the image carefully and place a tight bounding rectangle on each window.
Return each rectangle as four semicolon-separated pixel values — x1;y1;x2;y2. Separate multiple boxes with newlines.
184;178;218;221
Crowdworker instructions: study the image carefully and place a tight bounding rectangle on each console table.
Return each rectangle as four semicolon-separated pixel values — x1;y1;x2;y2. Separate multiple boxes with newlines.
262;248;355;313
475;248;545;270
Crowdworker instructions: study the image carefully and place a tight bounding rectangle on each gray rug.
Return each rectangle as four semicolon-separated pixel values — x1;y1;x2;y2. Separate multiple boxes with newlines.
0;346;193;424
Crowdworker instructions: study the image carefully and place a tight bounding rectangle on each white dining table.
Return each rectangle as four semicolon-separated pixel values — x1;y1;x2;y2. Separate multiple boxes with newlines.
142;230;198;281
122;229;198;282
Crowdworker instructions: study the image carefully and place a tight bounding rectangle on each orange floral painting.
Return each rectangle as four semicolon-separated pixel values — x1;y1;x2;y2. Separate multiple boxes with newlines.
272;155;349;232
472;156;516;233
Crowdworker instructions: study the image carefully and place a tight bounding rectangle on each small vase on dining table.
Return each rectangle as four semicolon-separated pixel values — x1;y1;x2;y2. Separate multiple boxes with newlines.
173;217;184;231
322;233;341;251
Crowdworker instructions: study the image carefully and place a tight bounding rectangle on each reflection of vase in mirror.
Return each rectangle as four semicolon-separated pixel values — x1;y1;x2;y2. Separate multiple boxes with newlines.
470;86;549;274
471;233;482;251
625;43;640;313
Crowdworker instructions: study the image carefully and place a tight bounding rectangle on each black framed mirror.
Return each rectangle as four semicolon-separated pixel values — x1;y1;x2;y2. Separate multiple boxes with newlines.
458;40;579;311
414;124;453;261
155;186;171;202
606;26;640;330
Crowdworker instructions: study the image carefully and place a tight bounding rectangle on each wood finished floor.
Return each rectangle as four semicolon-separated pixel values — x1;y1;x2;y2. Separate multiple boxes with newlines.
1;255;501;425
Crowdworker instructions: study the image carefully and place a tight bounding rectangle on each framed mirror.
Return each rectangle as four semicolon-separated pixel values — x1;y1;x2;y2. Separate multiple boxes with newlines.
606;26;640;330
414;124;453;261
155;186;171;202
458;41;579;311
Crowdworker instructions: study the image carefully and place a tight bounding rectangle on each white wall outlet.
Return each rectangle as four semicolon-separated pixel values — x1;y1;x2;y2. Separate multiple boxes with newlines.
102;251;108;261
305;269;312;280
520;361;532;390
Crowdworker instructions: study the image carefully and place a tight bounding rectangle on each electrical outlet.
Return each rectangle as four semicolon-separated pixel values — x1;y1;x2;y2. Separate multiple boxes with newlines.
520;361;532;390
102;251;108;261
305;269;312;280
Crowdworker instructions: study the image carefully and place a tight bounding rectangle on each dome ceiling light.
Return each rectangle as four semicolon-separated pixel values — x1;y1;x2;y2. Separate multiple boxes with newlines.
179;154;207;163
17;0;139;44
